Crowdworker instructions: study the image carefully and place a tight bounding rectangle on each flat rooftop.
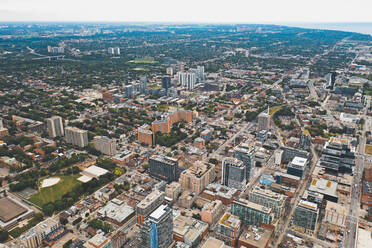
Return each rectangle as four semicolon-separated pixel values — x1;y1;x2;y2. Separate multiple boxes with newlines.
309;178;338;198
298;200;318;211
239;226;273;248
291;156;307;167
150;204;169;221
234;198;272;214
0;197;27;223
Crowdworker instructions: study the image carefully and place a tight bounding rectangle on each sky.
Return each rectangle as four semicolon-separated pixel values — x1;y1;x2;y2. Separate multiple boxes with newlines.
1;0;372;23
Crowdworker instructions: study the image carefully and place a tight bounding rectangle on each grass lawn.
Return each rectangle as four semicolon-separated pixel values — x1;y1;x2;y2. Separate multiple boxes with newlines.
365;144;372;155
29;175;81;207
269;106;281;115
128;57;157;64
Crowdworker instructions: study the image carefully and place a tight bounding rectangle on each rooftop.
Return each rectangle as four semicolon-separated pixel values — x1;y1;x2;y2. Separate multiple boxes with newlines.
0;197;27;223
308;178;338;198
218;212;241;228
238;226;274;248
298;200;318;211
234;198;272;214
149;204;169;221
137;190;164;209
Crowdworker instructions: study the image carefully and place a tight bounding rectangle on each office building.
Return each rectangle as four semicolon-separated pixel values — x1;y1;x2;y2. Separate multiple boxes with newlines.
248;188;287;219
179;161;215;195
292;200;319;233
139;204;173;248
149;155;180;182
215;213;241;247
232;198;274;226
201;200;224;226
65;126;88;148
280;146;309;164
287;156;308;178
308;178;338;202
162;77;172;91
318;137;355;173
233;143;255;181
93;136;116;156
138;124;153;146
222;157;246;190
137;190;165;225
257;112;270;131
238;226;274;248
46;116;64;138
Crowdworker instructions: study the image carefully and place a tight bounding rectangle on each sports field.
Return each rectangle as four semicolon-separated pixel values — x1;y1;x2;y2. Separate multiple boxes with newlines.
29;175;81;207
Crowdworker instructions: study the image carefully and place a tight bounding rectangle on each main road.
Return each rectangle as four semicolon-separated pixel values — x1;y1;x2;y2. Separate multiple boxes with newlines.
343;96;370;248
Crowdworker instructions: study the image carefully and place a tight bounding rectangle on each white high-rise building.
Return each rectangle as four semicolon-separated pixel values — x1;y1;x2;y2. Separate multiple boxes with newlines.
93;136;117;155
178;72;196;90
65;126;88;148
196;66;205;81
46;116;64;138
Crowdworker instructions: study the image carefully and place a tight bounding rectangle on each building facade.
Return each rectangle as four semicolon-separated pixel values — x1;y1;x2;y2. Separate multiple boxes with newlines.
179;161;215;195
149;155;180;182
46;116;64;138
65;126;88;147
232;198;274;226
222;157;246;190
93;136;116;156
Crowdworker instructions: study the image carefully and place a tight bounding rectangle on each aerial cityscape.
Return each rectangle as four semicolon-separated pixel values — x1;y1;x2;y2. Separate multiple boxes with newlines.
1;2;372;248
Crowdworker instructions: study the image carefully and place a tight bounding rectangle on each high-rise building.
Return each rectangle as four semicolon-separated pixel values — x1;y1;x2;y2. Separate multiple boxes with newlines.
215;213;241;247
257;112;270;132
46;116;64;138
140;76;148;94
232;198;274;226
161;77;171;91
139;204;173;248
108;47;120;55
178;72;196;90
292;200;319;233
196;66;205;82
300;129;312;151
248;188;287;219
0;118;8;138
179;161;215;195
0;118;3;129
166;67;174;76
149;155;180;182
222;157;246;190
317;137;355;174
65;126;88;148
233;143;255;180
287;156;308;178
93;136;116;156
136;190;165;225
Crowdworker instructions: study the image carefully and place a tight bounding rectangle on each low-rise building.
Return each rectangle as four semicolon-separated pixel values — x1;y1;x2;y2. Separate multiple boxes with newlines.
173;214;209;247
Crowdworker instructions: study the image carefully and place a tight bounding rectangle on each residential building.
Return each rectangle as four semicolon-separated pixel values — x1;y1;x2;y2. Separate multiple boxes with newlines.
135;123;155;143
233;143;255;180
248;188;287;219
257;112;270;132
173;214;209;247
140;76;148;93
178;72;196;90
300;129;312;151
232;198;274;226
287;156;308;178
215;213;241;247
93;136;116;156
136;190;165;225
139;204;173;248
165;182;181;201
201;200;224;226
292;200;319;233
65;126;88;148
280;146;309;163
179;161;215;195
162;77;171;91
222;157;246;190
149;155;180;182
46;116;64;138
